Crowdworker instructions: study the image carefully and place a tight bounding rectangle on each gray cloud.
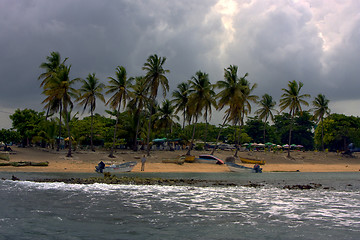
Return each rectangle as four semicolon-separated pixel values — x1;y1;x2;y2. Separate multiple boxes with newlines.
1;0;360;129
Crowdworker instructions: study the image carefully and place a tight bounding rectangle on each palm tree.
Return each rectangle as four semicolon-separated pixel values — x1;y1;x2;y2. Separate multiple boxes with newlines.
142;54;170;155
42;64;79;157
77;73;105;151
233;76;258;157
312;94;330;151
128;76;149;151
106;66;133;158
39;51;68;151
155;99;180;137
212;65;242;155
255;94;277;144
279;80;310;157
172;82;190;129
186;70;212;155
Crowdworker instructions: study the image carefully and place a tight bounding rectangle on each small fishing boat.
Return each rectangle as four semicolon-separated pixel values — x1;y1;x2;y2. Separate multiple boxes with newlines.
95;161;137;173
162;157;185;165
196;155;224;164
0;152;10;161
226;162;262;173
240;157;266;165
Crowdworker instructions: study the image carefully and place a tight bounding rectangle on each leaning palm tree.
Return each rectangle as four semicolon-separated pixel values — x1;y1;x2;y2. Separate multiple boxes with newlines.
279;80;310;157
42;64;79;157
77;73;105;151
255;94;277;144
127;76;149;151
172;82;190;129
142;54;170;155
186;70;212;155
212;65;243;155
312;94;330;151
106;66;133;158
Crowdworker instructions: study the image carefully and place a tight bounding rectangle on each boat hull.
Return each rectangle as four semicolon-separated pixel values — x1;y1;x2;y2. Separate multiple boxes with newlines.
196;155;224;164
240;157;265;165
226;162;262;173
96;161;137;173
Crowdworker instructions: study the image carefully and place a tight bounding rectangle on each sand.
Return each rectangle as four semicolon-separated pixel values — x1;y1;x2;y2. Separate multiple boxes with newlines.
1;146;360;173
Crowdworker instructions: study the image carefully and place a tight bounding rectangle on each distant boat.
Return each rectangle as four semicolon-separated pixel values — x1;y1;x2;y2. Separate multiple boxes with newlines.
226;162;262;173
95;161;137;173
196;155;224;164
240;157;265;165
0;152;10;161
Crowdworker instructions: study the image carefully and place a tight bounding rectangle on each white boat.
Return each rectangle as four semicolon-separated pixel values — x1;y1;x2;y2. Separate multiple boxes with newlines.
196;155;224;164
95;161;137;173
226;162;262;173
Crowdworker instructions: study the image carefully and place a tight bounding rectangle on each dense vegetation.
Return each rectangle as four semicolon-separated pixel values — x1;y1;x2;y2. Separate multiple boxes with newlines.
1;51;359;155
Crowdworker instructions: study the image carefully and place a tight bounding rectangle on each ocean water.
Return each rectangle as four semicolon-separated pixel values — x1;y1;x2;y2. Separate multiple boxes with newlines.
0;172;359;240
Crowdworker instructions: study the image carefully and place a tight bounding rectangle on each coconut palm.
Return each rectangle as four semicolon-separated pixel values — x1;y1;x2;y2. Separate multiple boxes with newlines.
42;64;79;157
233;76;258;157
312;94;330;151
77;73;105;151
39;51;68;150
255;94;277;144
142;54;170;155
172;82;190;129
212;65;242;155
155;99;180;137
106;66;133;157
128;76;149;150
279;80;310;157
186;70;212;155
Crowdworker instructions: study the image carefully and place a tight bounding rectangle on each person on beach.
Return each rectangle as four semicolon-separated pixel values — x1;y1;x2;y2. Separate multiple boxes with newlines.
96;161;105;173
141;155;146;171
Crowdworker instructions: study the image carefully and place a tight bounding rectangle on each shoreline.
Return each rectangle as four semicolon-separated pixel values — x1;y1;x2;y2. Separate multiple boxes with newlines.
1;146;360;173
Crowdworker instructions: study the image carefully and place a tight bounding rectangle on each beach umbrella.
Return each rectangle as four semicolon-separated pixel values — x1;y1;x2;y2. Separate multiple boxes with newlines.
243;143;249;146
257;143;265;147
283;144;290;148
265;142;273;146
296;145;304;148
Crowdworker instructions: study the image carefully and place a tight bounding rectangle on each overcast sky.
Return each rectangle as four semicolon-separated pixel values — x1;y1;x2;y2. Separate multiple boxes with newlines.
1;0;360;129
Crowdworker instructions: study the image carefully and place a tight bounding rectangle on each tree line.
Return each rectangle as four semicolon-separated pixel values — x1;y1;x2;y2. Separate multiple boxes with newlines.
2;51;360;157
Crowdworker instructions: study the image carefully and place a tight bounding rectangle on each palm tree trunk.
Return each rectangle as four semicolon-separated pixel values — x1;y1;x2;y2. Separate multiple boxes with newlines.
146;100;154;156
287;116;293;158
186;117;197;156
64;105;72;158
321;117;324;151
263;120;266;145
90;110;94;151
234;120;243;157
109;104;121;158
182;109;186;130
57;103;62;151
211;112;230;155
133;111;141;151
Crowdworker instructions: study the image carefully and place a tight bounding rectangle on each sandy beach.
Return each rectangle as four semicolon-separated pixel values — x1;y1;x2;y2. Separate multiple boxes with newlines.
1;146;360;173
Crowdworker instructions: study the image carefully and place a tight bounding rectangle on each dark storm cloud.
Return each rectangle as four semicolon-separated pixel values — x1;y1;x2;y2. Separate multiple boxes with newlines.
1;0;360;128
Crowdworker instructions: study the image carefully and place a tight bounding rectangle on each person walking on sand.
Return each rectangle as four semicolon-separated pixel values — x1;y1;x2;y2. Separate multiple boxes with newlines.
141;155;146;171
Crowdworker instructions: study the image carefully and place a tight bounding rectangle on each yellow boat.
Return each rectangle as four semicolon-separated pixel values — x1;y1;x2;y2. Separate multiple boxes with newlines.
240;157;265;165
184;155;196;163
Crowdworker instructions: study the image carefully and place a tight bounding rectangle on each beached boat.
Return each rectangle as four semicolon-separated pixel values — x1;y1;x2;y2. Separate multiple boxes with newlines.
226;162;262;173
184;155;196;163
196;155;224;164
162;157;185;165
240;157;265;165
0;152;10;161
95;161;137;173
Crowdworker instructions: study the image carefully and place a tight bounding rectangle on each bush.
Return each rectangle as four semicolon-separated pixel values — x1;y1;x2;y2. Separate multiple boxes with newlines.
195;143;204;151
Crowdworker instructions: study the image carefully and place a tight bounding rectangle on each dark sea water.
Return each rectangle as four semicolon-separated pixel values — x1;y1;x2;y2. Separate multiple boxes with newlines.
0;172;359;240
